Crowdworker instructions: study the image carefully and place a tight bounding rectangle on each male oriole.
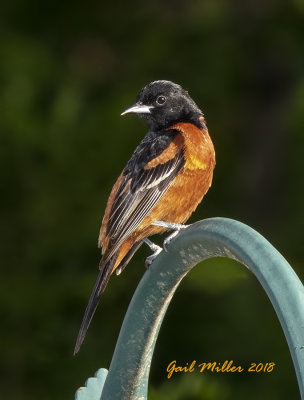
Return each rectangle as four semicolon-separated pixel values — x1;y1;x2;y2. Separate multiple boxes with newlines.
74;80;215;354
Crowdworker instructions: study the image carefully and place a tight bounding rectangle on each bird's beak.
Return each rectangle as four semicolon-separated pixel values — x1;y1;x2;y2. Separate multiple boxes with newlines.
121;102;153;116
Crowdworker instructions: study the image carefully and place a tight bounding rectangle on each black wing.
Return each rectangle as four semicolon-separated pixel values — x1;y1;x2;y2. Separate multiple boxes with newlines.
103;132;185;261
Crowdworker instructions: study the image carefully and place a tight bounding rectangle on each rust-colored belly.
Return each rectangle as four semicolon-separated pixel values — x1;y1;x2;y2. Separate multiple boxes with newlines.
135;123;215;239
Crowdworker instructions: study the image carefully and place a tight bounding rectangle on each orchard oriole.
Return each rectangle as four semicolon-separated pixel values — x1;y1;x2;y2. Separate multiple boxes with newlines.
74;80;215;354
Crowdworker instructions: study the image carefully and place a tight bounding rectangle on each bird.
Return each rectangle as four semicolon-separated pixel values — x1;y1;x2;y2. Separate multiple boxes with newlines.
74;80;215;354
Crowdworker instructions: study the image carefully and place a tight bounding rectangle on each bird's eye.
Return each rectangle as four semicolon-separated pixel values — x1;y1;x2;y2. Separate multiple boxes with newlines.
156;95;167;105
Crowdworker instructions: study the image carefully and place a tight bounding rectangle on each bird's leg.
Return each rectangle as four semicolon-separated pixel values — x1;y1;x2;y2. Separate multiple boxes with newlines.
143;238;162;268
151;220;188;251
151;221;187;230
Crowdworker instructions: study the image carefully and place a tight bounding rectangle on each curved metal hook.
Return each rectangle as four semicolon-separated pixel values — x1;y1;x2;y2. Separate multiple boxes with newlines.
78;218;304;399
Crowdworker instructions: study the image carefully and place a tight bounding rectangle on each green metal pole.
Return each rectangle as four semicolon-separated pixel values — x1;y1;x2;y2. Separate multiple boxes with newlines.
99;218;304;399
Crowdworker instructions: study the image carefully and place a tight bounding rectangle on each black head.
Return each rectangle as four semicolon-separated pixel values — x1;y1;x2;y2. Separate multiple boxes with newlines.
121;80;204;130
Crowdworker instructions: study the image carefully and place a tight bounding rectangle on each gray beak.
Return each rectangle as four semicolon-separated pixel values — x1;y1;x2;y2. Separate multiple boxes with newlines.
121;102;153;116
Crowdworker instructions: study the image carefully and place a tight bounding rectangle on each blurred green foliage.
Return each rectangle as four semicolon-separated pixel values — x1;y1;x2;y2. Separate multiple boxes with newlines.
1;1;304;399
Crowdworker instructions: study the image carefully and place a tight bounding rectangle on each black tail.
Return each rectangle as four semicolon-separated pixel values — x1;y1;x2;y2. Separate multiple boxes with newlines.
74;256;116;355
74;241;143;354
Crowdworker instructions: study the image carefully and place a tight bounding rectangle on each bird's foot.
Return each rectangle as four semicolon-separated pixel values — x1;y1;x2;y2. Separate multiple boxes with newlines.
163;231;180;251
143;238;162;268
152;220;188;251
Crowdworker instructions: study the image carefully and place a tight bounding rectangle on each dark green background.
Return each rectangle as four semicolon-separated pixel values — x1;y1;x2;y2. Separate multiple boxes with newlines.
1;1;304;399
